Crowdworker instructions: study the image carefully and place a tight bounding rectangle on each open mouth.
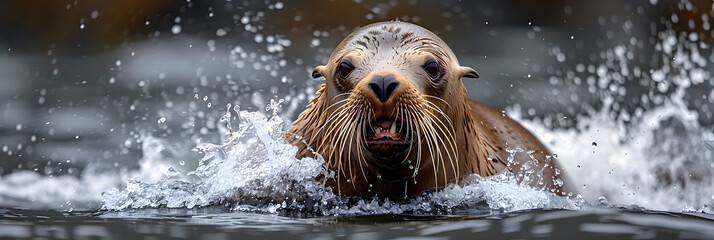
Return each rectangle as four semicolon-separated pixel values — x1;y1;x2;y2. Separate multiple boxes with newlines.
364;117;411;158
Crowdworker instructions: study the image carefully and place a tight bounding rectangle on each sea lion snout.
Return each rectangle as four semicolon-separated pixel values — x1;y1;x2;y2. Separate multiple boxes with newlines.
360;70;413;109
368;74;399;103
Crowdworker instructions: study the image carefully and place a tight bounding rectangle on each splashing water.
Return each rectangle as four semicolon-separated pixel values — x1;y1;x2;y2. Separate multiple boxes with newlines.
100;110;582;215
515;95;714;212
511;28;714;212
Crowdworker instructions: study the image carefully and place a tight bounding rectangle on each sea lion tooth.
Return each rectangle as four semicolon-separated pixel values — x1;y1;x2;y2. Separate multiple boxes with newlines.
390;121;397;134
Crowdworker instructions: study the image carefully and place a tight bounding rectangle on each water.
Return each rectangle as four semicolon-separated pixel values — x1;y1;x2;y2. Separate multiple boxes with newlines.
1;0;714;239
1;207;713;239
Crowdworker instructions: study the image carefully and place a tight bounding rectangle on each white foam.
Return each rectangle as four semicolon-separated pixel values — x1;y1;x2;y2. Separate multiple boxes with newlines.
513;95;714;211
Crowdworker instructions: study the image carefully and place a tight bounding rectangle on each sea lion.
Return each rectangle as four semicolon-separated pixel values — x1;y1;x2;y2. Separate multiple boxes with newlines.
287;21;572;198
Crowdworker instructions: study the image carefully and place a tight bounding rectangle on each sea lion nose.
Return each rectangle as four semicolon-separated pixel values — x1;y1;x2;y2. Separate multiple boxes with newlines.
368;74;399;103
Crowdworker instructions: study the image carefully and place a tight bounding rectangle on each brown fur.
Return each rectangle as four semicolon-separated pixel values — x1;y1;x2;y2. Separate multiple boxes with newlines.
287;21;572;198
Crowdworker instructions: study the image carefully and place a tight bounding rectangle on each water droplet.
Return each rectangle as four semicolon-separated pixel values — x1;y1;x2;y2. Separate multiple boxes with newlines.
15;124;22;131
591;142;597;146
216;29;227;37
310;38;320;47
179;160;185;166
171;25;182;34
158;117;166;124
115;60;121;66
91;10;99;19
79;23;85;29
597;196;609;205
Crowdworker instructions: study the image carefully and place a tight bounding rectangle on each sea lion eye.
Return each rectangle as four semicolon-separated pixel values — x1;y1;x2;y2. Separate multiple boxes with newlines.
423;60;439;79
338;61;354;79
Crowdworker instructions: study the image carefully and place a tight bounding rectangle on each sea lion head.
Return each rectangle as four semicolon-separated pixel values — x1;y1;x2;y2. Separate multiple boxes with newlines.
289;21;479;195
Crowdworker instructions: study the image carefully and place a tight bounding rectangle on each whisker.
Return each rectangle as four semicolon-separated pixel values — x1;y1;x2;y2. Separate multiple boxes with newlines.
356;109;369;183
331;92;352;101
423;101;454;128
328;108;358;173
326;97;350;110
407;109;432;182
409;103;451;187
420;103;459;182
421;112;450;186
319;107;353;154
345;116;357;187
423;95;451;109
315;103;351;140
333;109;358;175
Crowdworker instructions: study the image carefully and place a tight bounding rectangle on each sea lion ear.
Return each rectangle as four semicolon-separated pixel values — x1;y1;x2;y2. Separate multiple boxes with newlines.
312;66;326;79
459;66;479;79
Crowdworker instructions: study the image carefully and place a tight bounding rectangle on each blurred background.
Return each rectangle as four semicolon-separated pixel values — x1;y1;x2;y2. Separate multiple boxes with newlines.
0;0;712;208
